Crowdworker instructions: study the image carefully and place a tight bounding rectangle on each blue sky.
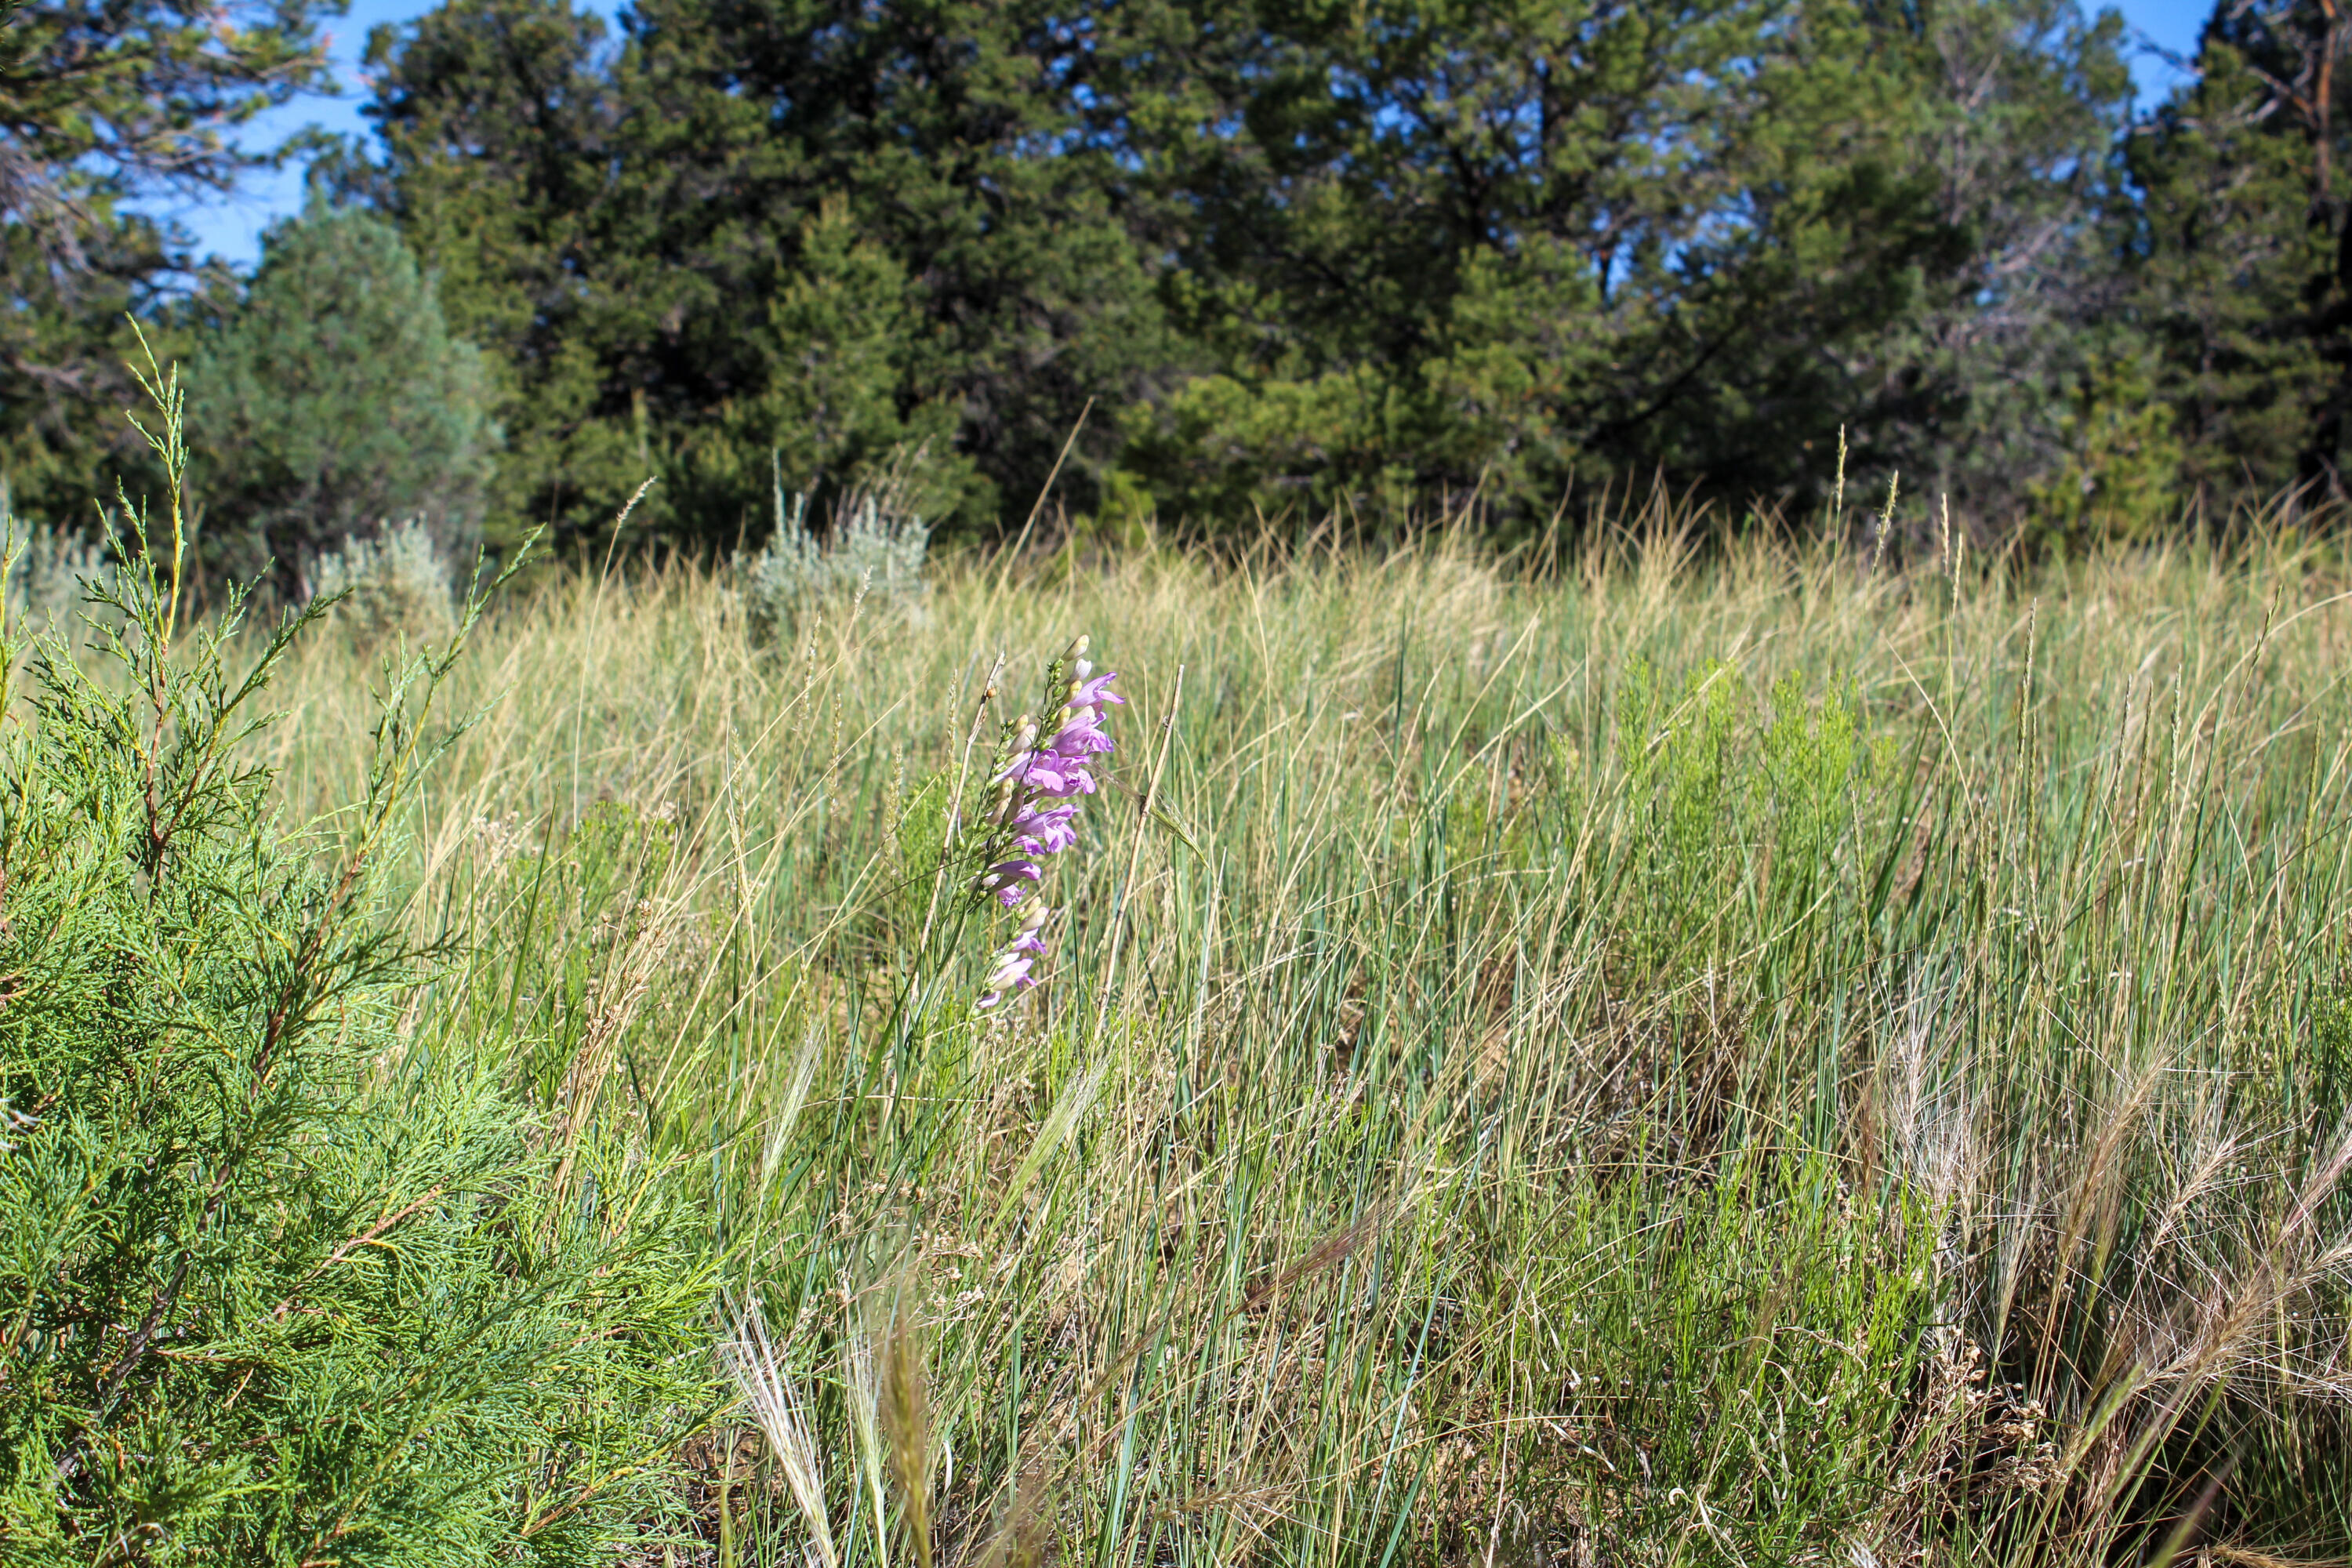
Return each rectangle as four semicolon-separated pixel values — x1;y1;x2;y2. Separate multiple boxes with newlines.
164;0;423;267
170;0;2221;270
2120;0;2212;95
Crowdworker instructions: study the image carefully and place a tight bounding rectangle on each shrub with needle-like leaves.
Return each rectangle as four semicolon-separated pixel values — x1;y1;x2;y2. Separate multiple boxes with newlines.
0;349;713;1564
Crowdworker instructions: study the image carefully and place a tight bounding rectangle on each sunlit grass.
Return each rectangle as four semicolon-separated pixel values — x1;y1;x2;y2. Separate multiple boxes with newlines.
269;514;2352;1566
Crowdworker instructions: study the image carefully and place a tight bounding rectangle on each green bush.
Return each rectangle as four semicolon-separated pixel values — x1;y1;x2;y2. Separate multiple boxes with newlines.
0;361;710;1564
195;201;497;591
2025;350;2187;546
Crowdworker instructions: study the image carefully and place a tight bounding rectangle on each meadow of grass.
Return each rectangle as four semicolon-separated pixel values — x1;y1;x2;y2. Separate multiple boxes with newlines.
267;510;2352;1566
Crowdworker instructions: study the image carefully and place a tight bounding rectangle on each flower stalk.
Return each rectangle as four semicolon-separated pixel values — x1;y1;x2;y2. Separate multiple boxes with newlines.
973;637;1121;1007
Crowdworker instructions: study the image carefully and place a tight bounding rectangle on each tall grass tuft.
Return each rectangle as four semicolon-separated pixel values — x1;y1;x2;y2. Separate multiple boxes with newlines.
259;500;2352;1566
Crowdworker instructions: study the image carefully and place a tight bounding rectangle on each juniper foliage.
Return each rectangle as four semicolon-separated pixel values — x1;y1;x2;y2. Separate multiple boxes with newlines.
0;355;711;1564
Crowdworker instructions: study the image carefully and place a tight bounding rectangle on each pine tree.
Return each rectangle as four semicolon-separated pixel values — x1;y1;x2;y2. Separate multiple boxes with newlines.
354;0;1168;548
0;0;338;529
689;197;978;532
347;0;2145;540
194;201;498;590
342;0;641;551
2125;0;2350;508
1109;0;2135;527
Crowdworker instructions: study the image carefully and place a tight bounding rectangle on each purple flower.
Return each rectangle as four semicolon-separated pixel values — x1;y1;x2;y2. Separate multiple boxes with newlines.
975;859;1040;906
996;750;1102;798
979;901;1054;1005
1008;802;1080;855
1046;712;1115;760
972;650;1120;1008
1034;763;1099;799
994;751;1090;795
1068;673;1124;710
978;951;1037;1009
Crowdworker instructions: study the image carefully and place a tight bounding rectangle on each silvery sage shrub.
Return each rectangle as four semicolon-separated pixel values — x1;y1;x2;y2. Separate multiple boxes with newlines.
0;360;711;1565
738;456;930;638
307;516;457;647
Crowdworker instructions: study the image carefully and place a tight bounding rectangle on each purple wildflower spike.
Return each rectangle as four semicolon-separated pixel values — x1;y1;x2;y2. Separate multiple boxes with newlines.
979;901;1054;1007
974;639;1120;1007
1046;713;1114;759
984;954;1036;993
996;751;1094;796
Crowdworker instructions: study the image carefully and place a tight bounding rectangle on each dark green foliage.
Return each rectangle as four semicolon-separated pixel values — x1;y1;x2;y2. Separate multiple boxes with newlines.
337;0;2141;543
16;0;2352;549
345;0;1149;548
689;198;978;535
0;363;710;1563
192;202;497;591
1115;0;2134;526
2125;5;2347;510
0;0;335;521
333;0;649;552
1820;0;2136;516
0;214;188;528
2024;348;2187;543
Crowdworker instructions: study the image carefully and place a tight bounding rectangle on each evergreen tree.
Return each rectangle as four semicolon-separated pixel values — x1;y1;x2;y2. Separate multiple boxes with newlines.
0;0;337;525
1106;0;2132;527
343;0;637;551
1809;0;2136;522
608;0;1170;534
194;202;497;589
2125;0;2349;509
0;215;193;528
702;197;975;529
341;0;2158;541
353;0;1163;548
